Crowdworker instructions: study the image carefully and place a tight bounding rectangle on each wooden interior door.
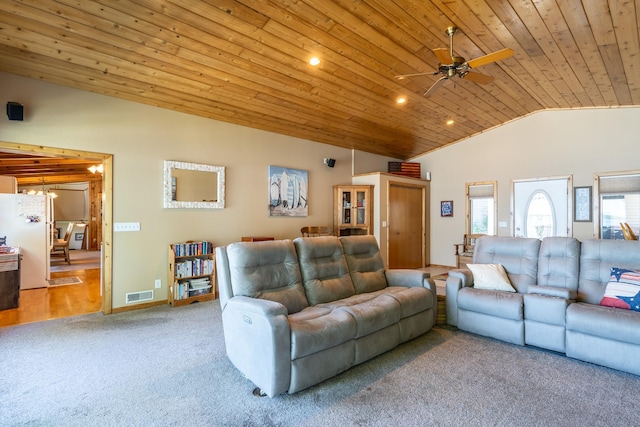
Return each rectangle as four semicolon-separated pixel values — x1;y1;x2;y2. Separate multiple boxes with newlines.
388;182;425;268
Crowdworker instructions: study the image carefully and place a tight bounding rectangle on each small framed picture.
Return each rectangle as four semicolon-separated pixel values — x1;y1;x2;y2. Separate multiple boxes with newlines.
574;186;592;222
441;200;453;217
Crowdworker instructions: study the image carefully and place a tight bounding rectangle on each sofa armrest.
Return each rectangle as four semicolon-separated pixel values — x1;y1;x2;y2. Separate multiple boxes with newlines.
527;284;577;300
385;269;437;324
221;296;291;397
445;269;473;327
447;269;473;288
385;269;429;288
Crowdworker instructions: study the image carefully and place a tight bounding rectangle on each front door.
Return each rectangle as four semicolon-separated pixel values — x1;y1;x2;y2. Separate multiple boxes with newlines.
513;177;571;238
388;182;425;268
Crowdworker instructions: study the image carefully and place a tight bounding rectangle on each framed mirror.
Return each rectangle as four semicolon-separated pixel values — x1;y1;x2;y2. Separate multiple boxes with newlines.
163;160;225;209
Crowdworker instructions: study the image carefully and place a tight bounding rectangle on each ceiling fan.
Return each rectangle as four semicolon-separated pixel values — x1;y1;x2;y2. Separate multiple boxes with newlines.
395;26;514;97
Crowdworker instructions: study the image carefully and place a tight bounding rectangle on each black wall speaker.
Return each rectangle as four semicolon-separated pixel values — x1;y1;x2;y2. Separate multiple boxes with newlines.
324;158;336;168
7;102;24;121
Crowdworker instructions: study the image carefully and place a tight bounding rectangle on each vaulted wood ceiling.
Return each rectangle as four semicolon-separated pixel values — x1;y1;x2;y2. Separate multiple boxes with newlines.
0;0;638;162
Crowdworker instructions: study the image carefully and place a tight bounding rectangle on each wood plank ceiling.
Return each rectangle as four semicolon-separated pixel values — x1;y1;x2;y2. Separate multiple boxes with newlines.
0;0;638;167
0;152;103;185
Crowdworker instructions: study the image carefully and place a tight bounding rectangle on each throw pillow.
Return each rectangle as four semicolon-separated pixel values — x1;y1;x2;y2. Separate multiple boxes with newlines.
467;263;516;292
600;267;640;311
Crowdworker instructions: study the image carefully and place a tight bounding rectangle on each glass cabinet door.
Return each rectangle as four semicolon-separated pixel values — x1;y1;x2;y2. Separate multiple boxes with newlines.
342;191;352;225
334;185;372;236
355;190;367;225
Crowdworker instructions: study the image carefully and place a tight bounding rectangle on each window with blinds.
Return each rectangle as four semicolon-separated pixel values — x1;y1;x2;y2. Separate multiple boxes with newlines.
598;174;640;239
467;182;496;235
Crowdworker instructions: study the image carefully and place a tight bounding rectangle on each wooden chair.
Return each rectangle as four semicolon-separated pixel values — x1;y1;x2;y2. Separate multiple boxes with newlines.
454;233;485;268
620;223;638;240
300;226;333;237
51;222;75;264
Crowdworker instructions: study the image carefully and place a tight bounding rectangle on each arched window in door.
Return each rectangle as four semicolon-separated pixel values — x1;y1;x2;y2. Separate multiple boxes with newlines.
525;191;555;238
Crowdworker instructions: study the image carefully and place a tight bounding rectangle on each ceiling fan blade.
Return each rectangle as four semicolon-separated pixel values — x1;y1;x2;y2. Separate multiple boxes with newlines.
395;72;435;80
433;48;452;64
463;71;494;85
466;48;514;68
424;76;448;97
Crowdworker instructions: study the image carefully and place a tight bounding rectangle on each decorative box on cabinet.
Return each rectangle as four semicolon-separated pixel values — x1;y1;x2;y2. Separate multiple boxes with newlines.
333;185;373;236
168;241;216;307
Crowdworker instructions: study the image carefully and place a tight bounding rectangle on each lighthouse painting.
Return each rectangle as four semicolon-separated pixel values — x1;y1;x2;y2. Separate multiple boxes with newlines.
269;165;308;217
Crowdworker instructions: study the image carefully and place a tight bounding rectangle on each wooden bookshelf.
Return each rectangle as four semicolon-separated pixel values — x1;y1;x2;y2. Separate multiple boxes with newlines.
168;241;216;307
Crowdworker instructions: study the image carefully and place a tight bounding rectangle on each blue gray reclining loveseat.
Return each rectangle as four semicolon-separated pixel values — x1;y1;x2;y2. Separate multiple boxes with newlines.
446;235;640;376
215;235;437;397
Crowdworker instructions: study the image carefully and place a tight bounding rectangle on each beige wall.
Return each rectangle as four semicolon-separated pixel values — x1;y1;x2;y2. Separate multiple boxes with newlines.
0;72;395;309
415;107;640;267
352;173;429;267
4;71;639;305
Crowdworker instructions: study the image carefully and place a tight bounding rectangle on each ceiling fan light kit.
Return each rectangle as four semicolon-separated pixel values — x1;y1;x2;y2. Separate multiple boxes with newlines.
396;26;514;98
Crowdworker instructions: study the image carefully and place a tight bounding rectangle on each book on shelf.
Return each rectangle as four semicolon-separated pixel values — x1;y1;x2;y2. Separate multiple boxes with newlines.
188;277;211;289
175;258;215;278
188;278;212;297
171;241;213;257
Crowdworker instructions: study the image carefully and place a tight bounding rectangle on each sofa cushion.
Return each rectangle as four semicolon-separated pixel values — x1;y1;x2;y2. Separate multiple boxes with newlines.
227;239;309;314
474;236;540;293
537;237;580;290
289;307;356;359
337;295;401;338
340;235;387;294
567;302;640;345
316;286;432;319
458;287;523;320
600;267;640;311
524;293;569;325
578;239;640;304
467;263;515;292
383;286;434;318
294;236;355;305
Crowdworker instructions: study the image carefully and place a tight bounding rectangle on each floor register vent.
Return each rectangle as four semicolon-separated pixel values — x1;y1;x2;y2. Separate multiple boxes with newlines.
126;290;154;304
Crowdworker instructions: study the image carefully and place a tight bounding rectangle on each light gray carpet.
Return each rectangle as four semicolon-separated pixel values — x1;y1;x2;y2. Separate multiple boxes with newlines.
1;301;638;427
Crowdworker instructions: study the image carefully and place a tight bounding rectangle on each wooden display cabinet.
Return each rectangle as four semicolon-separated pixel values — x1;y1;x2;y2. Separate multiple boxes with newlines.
168;241;216;307
333;185;373;236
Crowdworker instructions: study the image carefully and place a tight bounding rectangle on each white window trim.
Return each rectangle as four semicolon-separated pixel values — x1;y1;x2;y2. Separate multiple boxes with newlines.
593;169;640;239
511;175;572;237
465;181;497;236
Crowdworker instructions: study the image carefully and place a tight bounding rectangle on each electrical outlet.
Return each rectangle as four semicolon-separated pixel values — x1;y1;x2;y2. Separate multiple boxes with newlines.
154;279;162;289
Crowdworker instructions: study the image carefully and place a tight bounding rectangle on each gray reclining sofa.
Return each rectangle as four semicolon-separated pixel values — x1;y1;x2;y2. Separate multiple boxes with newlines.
447;235;640;375
215;235;437;397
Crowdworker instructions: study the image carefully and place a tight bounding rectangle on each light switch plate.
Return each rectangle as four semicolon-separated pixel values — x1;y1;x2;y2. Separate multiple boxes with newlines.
114;222;141;232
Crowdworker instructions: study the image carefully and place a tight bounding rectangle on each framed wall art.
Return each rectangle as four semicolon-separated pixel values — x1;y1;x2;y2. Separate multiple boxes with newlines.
574;186;592;222
269;165;308;217
441;200;453;217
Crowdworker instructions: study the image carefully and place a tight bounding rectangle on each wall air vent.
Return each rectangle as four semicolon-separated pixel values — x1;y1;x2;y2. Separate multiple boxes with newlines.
125;290;154;304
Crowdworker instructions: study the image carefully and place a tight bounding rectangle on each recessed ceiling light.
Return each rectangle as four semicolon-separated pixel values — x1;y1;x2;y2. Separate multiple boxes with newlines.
309;57;320;66
446;119;455;125
396;97;407;104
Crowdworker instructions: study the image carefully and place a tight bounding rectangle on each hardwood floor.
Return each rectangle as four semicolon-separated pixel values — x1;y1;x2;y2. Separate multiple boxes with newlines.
0;262;448;329
0;267;101;328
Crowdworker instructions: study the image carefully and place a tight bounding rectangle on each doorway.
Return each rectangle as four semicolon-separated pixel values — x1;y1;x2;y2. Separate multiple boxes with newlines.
0;141;113;323
387;182;425;268
512;176;572;238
